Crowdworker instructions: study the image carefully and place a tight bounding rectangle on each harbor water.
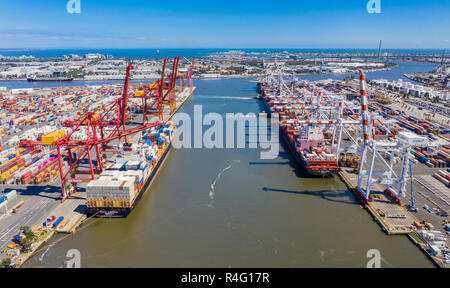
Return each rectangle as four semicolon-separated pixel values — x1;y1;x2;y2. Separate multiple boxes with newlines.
23;76;434;268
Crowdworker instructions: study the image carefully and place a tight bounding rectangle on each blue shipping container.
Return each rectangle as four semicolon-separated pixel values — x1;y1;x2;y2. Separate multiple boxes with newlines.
52;216;64;228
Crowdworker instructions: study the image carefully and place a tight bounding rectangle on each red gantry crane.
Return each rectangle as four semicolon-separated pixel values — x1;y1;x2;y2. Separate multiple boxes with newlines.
19;57;190;201
177;58;195;93
131;56;182;122
55;62;167;201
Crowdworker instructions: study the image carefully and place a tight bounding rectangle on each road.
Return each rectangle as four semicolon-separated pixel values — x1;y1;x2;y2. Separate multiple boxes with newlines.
0;185;61;260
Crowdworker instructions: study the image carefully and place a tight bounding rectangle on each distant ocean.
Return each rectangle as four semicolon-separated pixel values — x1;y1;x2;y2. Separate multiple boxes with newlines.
0;48;447;59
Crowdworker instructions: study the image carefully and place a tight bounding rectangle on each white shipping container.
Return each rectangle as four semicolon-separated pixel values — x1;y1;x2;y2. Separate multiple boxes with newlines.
125;161;141;170
6;190;17;200
98;176;114;182
123;170;143;183
429;245;442;257
100;170;120;178
87;178;135;201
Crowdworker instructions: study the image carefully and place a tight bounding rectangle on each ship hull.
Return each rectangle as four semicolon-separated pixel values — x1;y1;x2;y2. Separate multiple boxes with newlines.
280;127;338;177
261;91;339;177
27;78;73;82
87;141;172;218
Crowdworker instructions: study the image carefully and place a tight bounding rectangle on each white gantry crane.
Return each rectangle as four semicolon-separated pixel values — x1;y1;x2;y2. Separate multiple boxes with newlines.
268;71;363;164
262;66;428;206
356;71;428;205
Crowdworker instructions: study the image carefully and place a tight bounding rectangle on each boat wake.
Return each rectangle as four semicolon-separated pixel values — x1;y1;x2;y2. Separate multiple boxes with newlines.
208;160;240;208
38;244;54;263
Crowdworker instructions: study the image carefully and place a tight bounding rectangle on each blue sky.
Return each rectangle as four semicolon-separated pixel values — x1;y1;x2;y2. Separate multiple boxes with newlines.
0;0;448;49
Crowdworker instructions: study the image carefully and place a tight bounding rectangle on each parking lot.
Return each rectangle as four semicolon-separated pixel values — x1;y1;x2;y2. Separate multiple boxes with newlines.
0;185;61;261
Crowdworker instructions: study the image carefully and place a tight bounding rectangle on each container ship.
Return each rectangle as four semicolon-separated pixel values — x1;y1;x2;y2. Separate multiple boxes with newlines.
258;82;340;177
86;122;176;217
74;57;195;217
27;77;74;82
280;124;340;177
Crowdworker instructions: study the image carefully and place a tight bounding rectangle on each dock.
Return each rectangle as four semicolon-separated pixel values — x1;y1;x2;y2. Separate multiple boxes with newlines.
53;193;87;233
339;168;416;234
338;168;446;268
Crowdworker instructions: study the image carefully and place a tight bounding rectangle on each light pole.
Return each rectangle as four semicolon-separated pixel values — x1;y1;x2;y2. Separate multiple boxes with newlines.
0;138;8;216
409;158;415;210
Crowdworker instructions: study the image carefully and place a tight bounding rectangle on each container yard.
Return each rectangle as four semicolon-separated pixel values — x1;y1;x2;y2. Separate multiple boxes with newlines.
0;57;196;266
257;65;450;267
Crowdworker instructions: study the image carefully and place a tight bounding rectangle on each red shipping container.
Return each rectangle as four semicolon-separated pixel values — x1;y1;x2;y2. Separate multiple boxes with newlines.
413;222;423;229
